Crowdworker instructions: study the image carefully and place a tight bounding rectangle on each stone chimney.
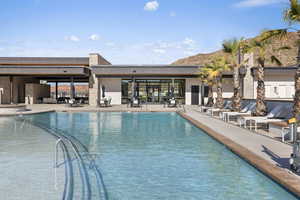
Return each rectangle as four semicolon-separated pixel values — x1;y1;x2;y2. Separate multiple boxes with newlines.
243;53;255;99
89;53;101;106
89;53;101;66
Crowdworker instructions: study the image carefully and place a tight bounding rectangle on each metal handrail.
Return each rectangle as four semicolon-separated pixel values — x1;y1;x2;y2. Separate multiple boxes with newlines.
15;116;110;200
14;117;74;200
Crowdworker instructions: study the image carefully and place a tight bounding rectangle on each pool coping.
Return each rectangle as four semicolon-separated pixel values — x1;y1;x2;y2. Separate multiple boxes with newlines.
177;111;300;198
0;109;55;117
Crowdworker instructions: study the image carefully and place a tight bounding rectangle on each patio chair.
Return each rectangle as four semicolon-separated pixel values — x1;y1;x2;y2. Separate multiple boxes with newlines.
99;97;112;107
238;105;284;129
220;102;256;122
131;97;140;108
168;98;177;108
99;98;106;107
68;98;81;107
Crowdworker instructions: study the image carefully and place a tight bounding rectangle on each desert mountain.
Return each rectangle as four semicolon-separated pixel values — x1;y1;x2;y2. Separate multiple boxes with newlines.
172;32;298;67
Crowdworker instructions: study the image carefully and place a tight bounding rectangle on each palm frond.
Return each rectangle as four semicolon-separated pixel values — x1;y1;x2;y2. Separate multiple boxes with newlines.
275;46;291;51
222;38;243;55
259;29;288;42
271;55;282;66
284;0;300;24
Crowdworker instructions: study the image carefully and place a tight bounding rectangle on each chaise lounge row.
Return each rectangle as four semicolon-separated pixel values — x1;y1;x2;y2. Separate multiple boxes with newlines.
199;100;294;142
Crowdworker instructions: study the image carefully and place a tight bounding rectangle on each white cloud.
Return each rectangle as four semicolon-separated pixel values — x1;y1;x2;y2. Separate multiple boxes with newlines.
182;38;196;46
234;0;286;7
153;48;166;54
144;1;159;11
170;11;176;17
89;34;100;41
182;38;197;51
64;35;80;42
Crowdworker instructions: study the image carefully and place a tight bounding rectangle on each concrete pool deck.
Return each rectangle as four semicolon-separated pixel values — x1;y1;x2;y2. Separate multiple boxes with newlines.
180;108;300;197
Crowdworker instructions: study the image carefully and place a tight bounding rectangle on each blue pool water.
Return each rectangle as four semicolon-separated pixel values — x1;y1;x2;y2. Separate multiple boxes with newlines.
26;112;298;200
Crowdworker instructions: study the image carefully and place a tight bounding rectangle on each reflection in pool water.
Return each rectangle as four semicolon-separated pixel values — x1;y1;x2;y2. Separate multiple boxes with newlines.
27;112;298;200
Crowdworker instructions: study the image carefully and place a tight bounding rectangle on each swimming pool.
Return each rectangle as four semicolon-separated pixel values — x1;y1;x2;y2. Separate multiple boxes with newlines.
14;111;297;200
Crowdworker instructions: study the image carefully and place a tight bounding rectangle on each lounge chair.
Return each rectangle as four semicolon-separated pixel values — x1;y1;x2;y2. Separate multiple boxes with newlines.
238;105;284;129
200;105;212;112
220;102;256;122
249;107;291;131
207;101;232;116
281;125;298;142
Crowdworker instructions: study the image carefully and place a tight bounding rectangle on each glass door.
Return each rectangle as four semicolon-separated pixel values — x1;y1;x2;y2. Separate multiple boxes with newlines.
147;86;160;103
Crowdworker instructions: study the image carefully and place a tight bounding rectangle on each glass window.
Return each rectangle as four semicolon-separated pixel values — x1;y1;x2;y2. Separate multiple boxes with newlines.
121;79;185;104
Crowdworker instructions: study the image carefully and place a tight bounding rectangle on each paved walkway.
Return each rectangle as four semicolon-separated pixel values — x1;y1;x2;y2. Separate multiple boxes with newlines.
185;108;293;169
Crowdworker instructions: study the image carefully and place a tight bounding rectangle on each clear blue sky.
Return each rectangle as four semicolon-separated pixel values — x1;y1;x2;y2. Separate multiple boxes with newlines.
0;0;291;64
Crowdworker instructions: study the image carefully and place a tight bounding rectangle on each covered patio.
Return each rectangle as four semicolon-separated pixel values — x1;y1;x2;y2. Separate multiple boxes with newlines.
0;65;90;104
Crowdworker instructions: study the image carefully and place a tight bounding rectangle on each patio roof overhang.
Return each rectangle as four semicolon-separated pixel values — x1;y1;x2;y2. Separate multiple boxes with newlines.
0;57;89;66
91;65;201;77
251;66;297;76
0;65;90;77
91;65;245;78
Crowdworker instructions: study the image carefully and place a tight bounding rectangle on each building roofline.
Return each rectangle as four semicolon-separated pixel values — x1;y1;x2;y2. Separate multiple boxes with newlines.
0;65;88;68
251;65;297;70
0;57;90;66
92;65;201;68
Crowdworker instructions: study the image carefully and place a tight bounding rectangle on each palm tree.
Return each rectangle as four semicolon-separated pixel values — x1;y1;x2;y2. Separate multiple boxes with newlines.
245;36;289;116
261;0;300;118
198;68;214;107
222;38;246;112
203;57;231;108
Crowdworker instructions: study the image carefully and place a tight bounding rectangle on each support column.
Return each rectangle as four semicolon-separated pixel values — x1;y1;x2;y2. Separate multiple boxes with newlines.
89;53;101;106
70;77;75;99
10;76;13;104
243;53;255;99
55;82;58;100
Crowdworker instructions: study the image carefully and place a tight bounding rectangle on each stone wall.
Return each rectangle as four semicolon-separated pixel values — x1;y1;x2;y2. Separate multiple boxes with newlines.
25;83;50;104
0;76;11;104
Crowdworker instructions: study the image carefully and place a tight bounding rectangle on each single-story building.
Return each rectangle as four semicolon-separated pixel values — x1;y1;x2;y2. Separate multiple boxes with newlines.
0;53;296;106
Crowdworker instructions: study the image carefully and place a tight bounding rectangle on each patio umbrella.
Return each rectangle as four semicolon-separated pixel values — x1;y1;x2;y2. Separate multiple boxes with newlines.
171;86;175;98
102;85;106;98
70;82;75;99
134;85;139;98
131;78;135;99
